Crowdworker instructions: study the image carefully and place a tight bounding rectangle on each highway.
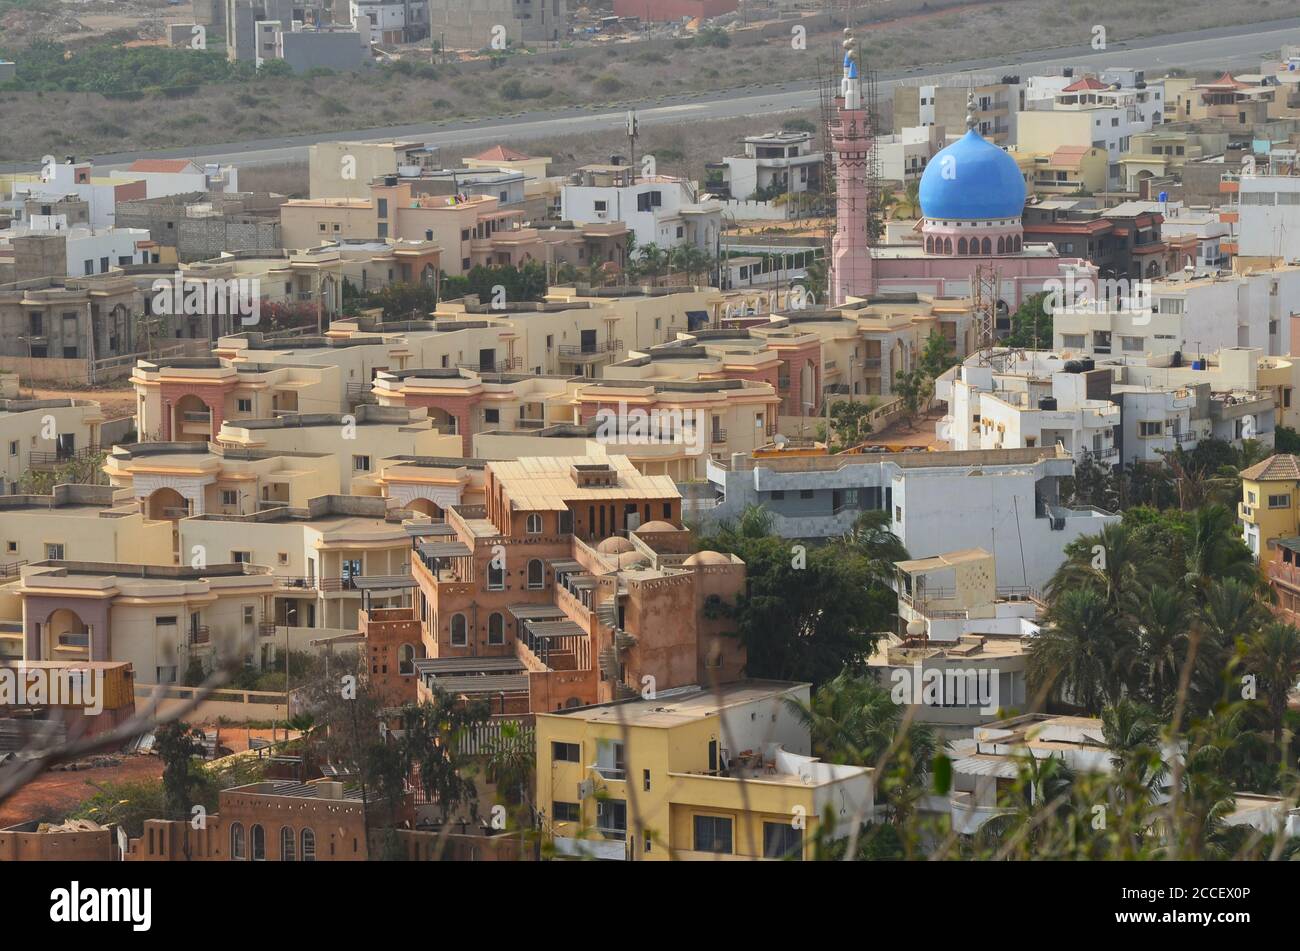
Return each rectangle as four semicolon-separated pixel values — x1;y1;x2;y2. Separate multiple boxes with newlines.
32;16;1300;171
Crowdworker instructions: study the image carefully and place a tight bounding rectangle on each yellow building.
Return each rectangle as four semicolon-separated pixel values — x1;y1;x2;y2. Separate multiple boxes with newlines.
535;681;873;861
1239;454;1300;561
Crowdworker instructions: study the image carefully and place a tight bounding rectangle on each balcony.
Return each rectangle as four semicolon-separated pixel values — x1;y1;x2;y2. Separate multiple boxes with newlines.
557;340;623;362
188;625;210;646
28;444;102;469
591;764;626;782
710;429;728;444
458;357;522;374
0;560;28;579
1077;446;1118;463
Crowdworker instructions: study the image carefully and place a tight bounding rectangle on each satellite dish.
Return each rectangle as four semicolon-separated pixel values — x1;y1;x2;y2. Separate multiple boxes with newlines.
773;433;789;447
906;619;926;638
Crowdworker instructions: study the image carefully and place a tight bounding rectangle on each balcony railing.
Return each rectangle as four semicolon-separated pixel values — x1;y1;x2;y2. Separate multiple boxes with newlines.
0;560;28;579
710;429;728;444
557;340;622;359
458;357;522;374
28;444;102;469
183;411;212;422
188;625;210;646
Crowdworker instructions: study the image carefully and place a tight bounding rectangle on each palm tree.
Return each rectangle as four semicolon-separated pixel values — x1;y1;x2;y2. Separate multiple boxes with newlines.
634;243;668;286
486;719;535;812
1246;621;1300;761
1049;522;1157;613
1191;578;1264;713
785;669;936;770
1183;504;1258;596
1101;699;1169;793
1027;587;1123;714
894;179;922;219
1134;585;1189;711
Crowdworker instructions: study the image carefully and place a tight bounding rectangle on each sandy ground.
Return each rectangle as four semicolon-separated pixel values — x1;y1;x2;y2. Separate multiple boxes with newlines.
0;755;163;827
23;383;135;421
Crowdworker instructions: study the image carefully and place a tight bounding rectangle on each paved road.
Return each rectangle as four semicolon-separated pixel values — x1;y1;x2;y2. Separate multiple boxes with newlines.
29;16;1300;171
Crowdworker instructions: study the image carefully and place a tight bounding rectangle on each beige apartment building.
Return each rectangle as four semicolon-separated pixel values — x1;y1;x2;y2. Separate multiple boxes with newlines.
179;494;423;631
308;140;439;200
131;357;344;443
104;442;339;523
8;560;278;683
0;484;173;573
0;397;104;495
282;181;626;277
213;405;461;492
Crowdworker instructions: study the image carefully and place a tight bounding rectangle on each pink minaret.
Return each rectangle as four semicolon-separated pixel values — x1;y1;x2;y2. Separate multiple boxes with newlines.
829;31;875;305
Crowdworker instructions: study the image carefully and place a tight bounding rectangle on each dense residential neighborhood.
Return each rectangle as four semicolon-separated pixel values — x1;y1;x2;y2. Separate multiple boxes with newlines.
0;3;1298;912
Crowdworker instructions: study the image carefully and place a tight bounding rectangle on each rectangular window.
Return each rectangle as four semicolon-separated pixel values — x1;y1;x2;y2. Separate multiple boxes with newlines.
693;815;733;854
763;822;803;860
551;742;580;763
485;408;500;423
221;490;238;506
553;801;581;822
45;543;65;560
237;398;253;412
1138;421;1162;437
352;455;371;472
1269;494;1291;509
231;551;251;563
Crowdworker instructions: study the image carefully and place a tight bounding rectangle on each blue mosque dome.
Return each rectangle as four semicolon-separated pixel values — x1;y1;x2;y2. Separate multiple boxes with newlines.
918;128;1026;221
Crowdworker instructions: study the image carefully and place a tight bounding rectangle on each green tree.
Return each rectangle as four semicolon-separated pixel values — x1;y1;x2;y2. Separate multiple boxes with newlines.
1004;292;1052;348
154;721;206;821
1246;621;1300;761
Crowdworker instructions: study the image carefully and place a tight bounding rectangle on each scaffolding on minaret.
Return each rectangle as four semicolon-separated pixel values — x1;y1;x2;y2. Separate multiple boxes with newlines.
972;262;1002;364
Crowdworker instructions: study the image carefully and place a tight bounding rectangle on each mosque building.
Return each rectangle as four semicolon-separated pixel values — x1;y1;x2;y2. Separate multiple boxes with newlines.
828;32;1096;318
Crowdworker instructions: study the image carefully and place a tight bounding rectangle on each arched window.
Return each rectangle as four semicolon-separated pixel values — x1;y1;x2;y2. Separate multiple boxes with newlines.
487;561;505;590
450;614;468;647
301;828;316;862
957;237;967;255
525;513;543;534
925;236;933;253
1013;235;1021;252
943;238;952;255
527;558;544;589
230;822;246;860
488;613;505;645
250;824;265;861
981;238;992;254
399;643;415;675
281;826;296;861
997;236;1005;254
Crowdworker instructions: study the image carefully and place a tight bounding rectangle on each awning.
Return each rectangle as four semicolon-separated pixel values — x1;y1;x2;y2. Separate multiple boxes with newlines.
414;656;524;675
508;604;569;621
418;541;472;559
352;575;416;590
525;619;586;638
405;522;455;538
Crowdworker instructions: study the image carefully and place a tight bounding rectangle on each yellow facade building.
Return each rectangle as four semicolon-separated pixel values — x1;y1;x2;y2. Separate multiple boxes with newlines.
1240;454;1300;561
535;681;873;861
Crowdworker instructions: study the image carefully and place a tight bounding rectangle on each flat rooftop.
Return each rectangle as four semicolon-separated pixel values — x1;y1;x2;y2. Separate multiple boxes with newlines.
548;680;807;727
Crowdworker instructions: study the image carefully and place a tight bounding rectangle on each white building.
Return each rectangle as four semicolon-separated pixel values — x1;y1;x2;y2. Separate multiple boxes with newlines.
1053;264;1300;361
1233;173;1300;262
561;164;721;251
0;217;153;277
349;0;426;44
700;445;1117;589
708;131;823;200
877;125;952;183
938;354;1121;466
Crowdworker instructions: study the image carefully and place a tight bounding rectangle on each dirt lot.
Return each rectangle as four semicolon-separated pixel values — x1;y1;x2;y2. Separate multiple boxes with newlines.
0;754;163;827
0;725;287;827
